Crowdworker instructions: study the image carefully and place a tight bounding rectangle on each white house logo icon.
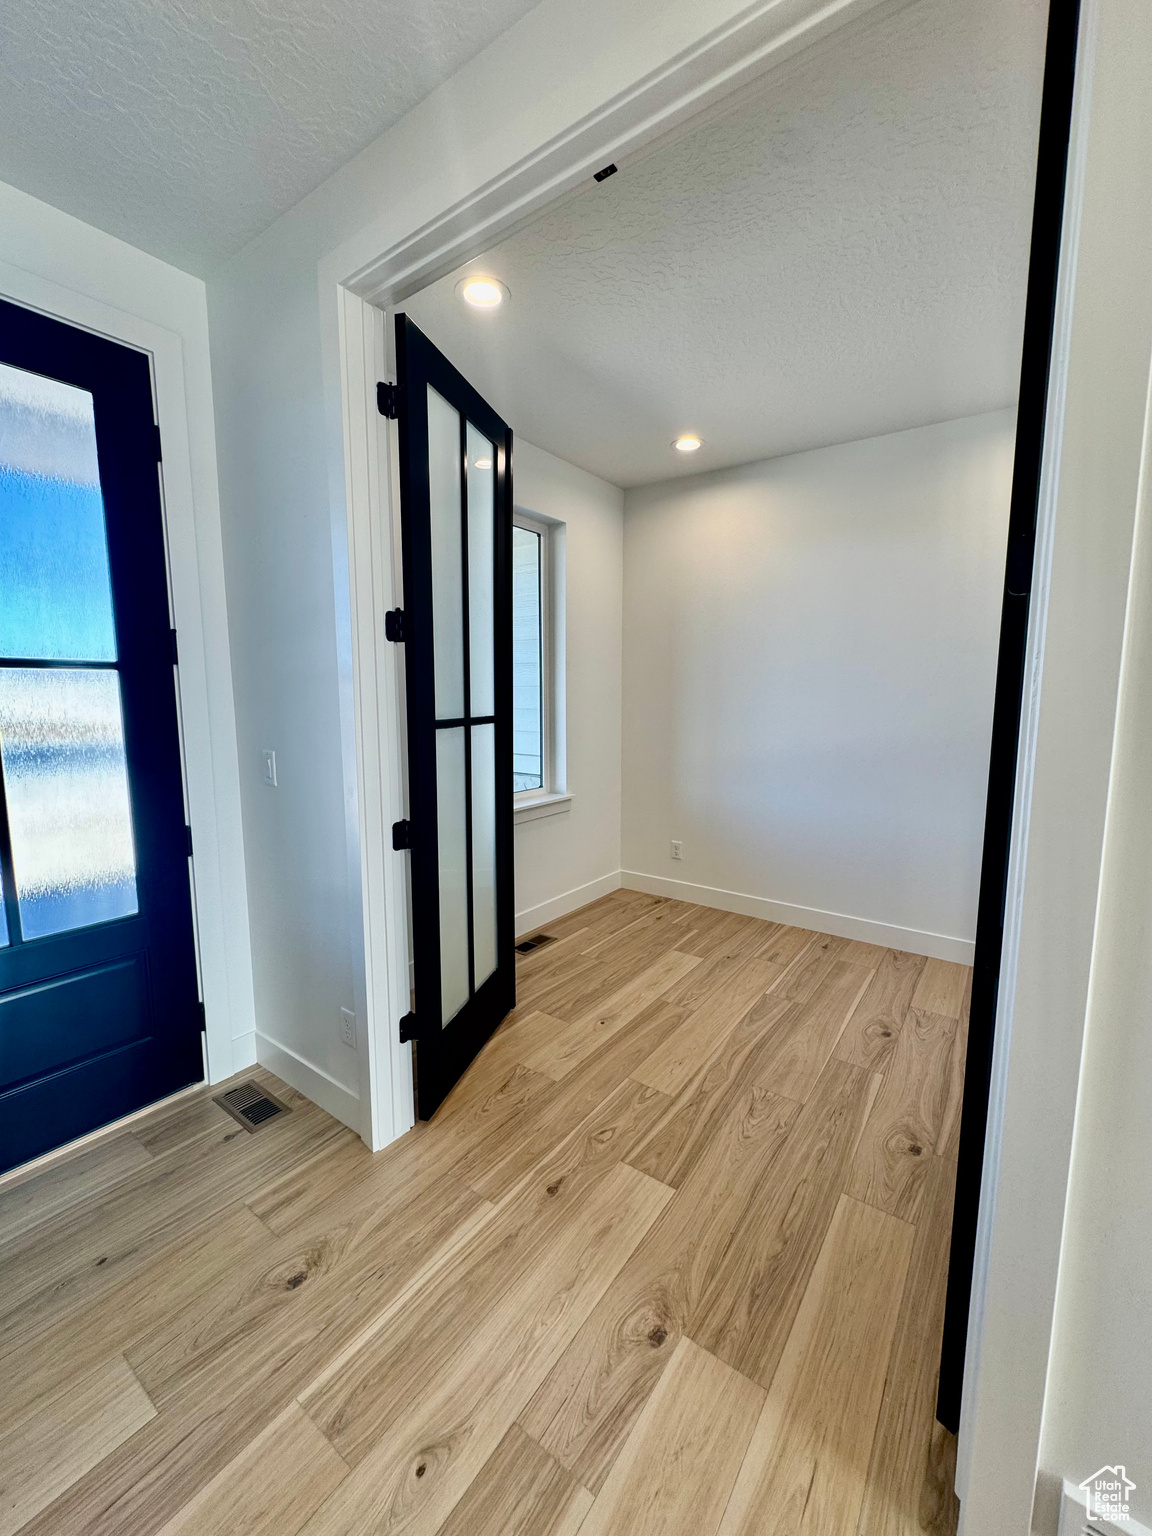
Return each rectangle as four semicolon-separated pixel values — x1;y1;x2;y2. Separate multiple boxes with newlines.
1081;1466;1136;1522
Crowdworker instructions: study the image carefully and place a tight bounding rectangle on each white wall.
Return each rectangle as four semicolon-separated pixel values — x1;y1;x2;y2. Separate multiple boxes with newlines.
0;178;256;1082
621;410;1014;961
209;254;363;1126
513;440;623;933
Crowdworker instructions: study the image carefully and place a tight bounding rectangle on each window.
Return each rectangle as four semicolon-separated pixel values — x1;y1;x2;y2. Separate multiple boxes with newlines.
512;511;566;814
512;523;543;792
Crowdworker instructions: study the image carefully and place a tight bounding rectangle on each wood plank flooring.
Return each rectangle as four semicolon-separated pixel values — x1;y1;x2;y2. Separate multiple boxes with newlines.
0;890;967;1536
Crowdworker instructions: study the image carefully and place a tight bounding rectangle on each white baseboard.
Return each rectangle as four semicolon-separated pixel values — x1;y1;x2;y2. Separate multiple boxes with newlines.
619;870;975;964
516;870;623;938
255;1031;361;1133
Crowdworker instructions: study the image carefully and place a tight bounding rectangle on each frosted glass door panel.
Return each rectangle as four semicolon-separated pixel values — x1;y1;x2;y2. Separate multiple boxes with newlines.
0;363;116;662
471;723;497;990
0;869;8;946
467;423;495;718
428;386;464;720
0;668;138;939
436;726;469;1025
512;526;543;792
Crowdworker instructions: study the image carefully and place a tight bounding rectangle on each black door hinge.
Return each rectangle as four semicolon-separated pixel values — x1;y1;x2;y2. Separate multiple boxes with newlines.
384;608;406;642
154;424;163;462
170;628;179;664
398;1011;418;1043
392;819;411;851
1005;533;1034;598
377;381;400;419
198;1000;207;1033
186;824;194;857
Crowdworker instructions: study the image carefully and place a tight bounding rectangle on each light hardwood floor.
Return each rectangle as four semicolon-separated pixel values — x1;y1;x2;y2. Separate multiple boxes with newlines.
0;890;968;1536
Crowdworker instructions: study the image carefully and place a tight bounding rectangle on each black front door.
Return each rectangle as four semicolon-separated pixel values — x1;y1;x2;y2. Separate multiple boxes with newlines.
393;315;515;1118
0;298;203;1173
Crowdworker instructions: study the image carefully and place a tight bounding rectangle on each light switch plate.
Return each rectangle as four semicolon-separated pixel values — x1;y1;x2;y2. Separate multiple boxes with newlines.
262;749;277;787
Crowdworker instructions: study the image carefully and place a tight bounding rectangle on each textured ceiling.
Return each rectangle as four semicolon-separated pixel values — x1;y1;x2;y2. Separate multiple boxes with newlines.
0;0;541;272
406;0;1047;489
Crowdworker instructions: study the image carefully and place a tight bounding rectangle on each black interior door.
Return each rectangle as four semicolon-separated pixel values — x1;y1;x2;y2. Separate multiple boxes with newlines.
0;297;203;1173
394;314;515;1118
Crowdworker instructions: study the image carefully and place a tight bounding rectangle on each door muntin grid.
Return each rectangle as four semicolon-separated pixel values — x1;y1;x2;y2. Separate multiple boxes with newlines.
427;385;498;1023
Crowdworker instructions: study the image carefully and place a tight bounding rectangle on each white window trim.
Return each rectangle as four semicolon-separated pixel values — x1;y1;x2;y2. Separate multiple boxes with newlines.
515;790;572;824
513;509;568;823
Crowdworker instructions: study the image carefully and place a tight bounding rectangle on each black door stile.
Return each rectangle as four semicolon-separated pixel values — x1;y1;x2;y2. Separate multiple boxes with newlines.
394;314;515;1118
935;0;1082;1433
0;297;204;1173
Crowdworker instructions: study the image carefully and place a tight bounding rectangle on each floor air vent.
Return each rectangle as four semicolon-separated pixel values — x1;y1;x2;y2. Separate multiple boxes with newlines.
213;1081;290;1132
515;933;558;955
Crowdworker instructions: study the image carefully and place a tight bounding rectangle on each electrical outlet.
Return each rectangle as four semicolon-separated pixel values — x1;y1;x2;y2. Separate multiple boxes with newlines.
340;1007;356;1048
262;749;277;787
671;840;683;860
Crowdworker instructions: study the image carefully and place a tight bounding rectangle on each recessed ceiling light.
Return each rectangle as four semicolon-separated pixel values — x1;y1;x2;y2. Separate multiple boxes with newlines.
474;456;493;469
673;434;703;453
457;276;508;309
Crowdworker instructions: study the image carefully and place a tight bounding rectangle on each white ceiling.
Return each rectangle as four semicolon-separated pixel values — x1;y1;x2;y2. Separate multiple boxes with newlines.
0;0;540;273
406;0;1047;489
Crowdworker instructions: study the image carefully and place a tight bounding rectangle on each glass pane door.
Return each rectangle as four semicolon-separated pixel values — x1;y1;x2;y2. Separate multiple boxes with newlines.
395;314;514;1118
0;363;138;947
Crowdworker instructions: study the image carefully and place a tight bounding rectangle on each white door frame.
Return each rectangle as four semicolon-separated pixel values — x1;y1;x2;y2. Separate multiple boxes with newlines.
317;0;1148;1529
953;0;1152;1528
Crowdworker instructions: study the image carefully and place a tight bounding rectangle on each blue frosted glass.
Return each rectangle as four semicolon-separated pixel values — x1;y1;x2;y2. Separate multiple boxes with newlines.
0;870;8;947
0;669;138;939
0;362;117;662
